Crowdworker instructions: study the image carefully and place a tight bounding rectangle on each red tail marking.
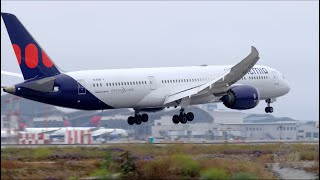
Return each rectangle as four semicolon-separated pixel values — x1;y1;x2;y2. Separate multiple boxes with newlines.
12;44;21;65
42;51;53;68
25;43;39;68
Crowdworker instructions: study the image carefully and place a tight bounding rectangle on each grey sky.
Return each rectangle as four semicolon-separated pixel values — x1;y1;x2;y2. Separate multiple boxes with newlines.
1;1;319;121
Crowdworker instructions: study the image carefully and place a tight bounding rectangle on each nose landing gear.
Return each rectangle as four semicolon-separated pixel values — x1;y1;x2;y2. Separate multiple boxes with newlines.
265;99;274;113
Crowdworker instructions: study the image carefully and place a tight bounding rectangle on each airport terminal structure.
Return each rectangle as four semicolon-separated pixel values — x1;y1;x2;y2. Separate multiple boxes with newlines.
1;94;319;144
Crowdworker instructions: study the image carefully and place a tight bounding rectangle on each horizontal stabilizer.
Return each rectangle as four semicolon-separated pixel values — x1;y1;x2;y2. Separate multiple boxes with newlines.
1;70;23;78
21;77;56;92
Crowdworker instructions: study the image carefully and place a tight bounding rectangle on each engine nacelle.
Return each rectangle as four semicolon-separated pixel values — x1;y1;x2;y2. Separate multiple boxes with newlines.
220;85;260;110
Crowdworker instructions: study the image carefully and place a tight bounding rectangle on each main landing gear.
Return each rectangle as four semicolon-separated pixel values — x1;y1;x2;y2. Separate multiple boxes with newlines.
172;108;194;124
265;99;274;113
127;110;149;125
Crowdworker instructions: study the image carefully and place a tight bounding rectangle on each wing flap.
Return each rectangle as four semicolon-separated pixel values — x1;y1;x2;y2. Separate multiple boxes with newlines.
163;69;230;104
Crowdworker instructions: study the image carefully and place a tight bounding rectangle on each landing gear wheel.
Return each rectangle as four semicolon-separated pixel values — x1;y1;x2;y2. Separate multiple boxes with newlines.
127;116;134;125
265;107;274;113
134;115;142;125
142;114;149;122
179;114;188;124
269;107;273;113
172;115;179;124
186;112;194;121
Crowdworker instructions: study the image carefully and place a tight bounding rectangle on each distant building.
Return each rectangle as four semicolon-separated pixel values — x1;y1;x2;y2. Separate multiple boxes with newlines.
152;116;215;139
296;122;319;140
200;103;218;114
1;115;7;129
218;122;298;140
151;109;319;141
213;109;247;124
33;116;65;127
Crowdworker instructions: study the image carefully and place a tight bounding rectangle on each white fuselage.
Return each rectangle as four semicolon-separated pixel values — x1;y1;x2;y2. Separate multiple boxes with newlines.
66;65;290;109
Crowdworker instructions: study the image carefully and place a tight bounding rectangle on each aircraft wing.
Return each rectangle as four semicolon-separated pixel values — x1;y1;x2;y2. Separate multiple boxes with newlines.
164;46;260;105
1;70;23;78
25;128;61;134
91;128;116;137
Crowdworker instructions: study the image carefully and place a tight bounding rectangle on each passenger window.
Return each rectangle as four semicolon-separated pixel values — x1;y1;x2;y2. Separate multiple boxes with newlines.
93;84;95;87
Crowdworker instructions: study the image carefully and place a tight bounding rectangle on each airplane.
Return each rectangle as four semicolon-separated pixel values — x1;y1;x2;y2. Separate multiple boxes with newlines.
1;13;290;125
24;127;128;138
1;127;128;140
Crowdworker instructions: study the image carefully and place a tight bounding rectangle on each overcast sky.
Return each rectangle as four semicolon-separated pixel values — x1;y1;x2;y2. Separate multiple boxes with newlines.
1;1;319;121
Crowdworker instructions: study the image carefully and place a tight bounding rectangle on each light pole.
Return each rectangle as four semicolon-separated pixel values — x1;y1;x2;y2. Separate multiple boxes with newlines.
279;125;283;140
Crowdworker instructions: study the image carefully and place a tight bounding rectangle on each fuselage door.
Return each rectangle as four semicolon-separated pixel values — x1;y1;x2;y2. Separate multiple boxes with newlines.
77;80;86;95
148;76;157;90
273;71;279;86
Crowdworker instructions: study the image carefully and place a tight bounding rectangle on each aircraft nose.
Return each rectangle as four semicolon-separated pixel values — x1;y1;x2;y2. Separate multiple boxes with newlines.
283;79;290;94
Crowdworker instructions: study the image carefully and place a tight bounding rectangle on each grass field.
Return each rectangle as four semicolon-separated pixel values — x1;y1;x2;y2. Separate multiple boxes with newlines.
1;143;319;179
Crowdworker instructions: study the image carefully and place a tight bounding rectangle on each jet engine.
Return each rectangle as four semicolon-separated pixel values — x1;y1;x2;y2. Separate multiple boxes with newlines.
220;85;260;110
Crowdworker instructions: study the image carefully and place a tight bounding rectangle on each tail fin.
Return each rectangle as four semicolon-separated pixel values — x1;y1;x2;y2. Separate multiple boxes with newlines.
1;13;60;80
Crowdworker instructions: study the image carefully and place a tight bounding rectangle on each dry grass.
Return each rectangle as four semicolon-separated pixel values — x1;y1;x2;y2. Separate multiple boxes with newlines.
1;144;318;180
198;158;275;179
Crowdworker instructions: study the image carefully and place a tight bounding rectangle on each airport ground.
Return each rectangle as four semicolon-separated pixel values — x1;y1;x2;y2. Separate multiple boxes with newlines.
1;143;319;180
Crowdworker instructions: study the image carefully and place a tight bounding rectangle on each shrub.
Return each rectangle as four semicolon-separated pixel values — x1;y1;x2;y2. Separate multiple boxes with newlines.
91;169;111;180
231;172;258;180
200;168;230;180
137;154;200;179
172;154;200;177
33;148;52;159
